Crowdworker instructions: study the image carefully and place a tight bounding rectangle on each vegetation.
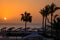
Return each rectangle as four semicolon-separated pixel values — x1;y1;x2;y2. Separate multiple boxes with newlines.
47;15;60;40
21;11;32;32
40;3;60;40
40;5;50;33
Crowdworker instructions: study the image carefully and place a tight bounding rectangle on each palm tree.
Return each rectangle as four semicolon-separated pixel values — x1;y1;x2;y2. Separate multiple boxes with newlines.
49;3;60;36
40;5;50;33
21;11;32;32
47;15;60;40
40;9;45;33
44;5;50;32
53;17;60;40
52;15;60;40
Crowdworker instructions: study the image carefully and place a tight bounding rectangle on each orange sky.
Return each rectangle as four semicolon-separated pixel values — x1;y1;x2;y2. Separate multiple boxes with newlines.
0;0;60;24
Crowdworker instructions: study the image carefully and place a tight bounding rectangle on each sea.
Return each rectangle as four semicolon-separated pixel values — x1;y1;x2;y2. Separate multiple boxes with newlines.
0;24;42;29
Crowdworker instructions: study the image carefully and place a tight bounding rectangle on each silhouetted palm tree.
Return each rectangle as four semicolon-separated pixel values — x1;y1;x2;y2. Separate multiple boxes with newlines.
47;15;60;40
40;9;45;32
21;11;32;32
52;15;60;40
49;3;60;36
40;5;50;33
44;5;50;32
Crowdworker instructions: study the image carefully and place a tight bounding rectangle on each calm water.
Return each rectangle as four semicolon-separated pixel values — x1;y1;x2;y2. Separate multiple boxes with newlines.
0;24;41;29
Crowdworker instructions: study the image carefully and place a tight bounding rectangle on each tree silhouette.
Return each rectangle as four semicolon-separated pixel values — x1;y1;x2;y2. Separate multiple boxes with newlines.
40;9;45;33
21;11;32;32
52;16;60;40
44;5;50;32
40;3;60;38
40;5;50;33
47;15;60;40
49;3;60;36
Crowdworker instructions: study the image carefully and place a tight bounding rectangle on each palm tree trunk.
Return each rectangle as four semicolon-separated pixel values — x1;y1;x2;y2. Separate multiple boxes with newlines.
51;13;53;37
25;21;27;32
42;16;44;33
45;17;46;33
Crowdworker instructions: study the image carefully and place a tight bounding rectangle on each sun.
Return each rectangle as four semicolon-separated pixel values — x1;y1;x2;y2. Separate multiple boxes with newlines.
4;17;7;20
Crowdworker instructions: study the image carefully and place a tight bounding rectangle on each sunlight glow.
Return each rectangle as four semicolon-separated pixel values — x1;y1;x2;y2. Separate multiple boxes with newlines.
4;17;7;20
